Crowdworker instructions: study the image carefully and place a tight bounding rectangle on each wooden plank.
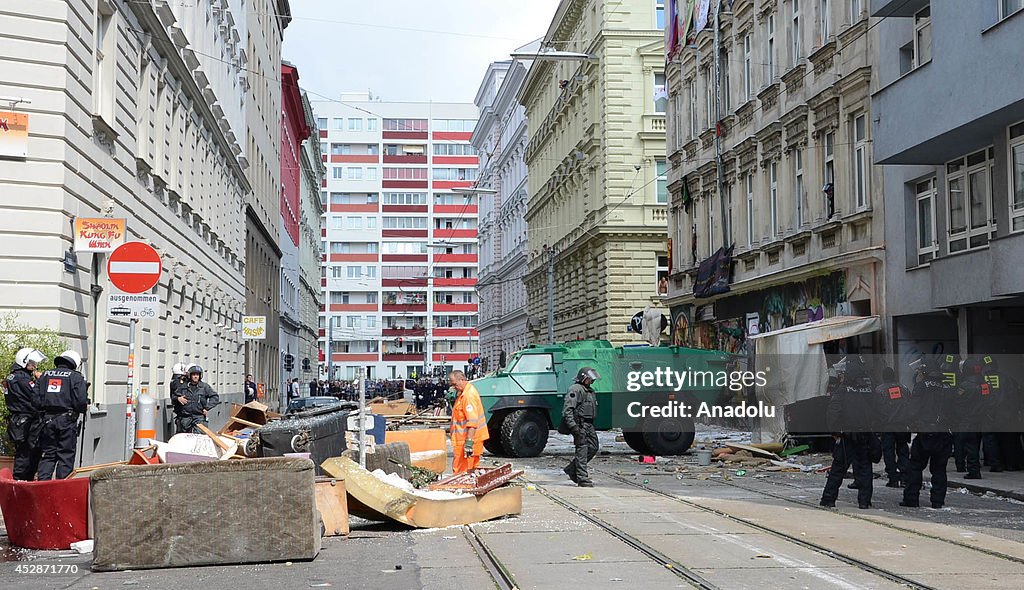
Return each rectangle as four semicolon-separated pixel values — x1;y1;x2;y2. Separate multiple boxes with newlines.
197;424;232;452
224;417;262;429
724;442;782;460
314;478;350;537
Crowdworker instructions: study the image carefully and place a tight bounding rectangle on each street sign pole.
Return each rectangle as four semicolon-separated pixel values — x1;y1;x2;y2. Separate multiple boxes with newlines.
123;318;137;461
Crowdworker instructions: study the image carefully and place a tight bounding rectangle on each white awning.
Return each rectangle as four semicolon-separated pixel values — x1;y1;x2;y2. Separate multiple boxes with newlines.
748;315;881;345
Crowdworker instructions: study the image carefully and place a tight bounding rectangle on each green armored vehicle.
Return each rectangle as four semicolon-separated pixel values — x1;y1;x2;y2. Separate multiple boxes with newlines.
473;340;731;457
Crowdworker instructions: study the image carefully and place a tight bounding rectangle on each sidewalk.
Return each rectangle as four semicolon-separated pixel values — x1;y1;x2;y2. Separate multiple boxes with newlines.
948;469;1024;501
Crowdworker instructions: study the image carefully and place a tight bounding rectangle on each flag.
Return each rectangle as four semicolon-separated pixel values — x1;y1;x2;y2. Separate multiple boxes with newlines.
693;245;734;299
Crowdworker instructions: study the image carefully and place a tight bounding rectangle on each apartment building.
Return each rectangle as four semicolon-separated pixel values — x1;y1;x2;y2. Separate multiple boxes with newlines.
663;0;884;354
313;96;480;380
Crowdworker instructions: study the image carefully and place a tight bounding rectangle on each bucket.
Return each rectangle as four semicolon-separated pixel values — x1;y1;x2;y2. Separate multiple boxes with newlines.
696;447;712;466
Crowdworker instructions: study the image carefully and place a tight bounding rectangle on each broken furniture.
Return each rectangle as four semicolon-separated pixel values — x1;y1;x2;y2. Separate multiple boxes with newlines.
385;428;446;474
90;457;321;571
217;400;280;435
321;456;522;529
315;476;350;537
0;468;90;550
258;404;350;475
428;464;523;495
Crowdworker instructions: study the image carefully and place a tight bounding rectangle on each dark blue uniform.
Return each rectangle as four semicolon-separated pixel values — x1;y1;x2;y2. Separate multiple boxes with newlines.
902;366;955;508
4;367;42;480
34;367;88;480
820;361;876;508
172;380;219;433
875;379;912;486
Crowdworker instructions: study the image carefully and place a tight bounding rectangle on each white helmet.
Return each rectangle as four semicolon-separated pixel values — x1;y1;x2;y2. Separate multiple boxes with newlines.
55;350;83;371
14;347;46;369
172;363;186;375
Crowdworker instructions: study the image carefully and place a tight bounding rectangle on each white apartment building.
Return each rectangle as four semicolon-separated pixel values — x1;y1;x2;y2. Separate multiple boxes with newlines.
313;96;480;380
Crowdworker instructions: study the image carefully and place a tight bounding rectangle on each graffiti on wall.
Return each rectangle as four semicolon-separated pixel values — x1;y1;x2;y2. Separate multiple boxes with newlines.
671;308;746;354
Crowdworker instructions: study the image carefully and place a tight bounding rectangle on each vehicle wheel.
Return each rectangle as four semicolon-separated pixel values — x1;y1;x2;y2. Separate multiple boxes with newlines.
500;409;549;458
622;430;651;455
483;436;506;456
640;416;696;456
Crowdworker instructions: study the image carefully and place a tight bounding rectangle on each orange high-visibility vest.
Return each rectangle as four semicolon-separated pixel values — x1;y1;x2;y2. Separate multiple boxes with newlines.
451;382;490;454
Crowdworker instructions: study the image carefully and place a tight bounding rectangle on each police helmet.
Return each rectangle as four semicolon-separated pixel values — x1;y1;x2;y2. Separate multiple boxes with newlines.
14;347;45;369
909;357;936;376
187;365;204;377
960;356;984;376
55;350;83;371
575;367;600;384
172;362;186;376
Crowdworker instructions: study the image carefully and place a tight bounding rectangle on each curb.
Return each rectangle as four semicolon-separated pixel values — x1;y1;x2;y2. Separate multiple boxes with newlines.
949;478;1024;502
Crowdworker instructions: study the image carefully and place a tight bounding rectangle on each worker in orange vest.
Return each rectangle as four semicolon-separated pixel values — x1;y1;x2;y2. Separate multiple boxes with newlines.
448;370;490;473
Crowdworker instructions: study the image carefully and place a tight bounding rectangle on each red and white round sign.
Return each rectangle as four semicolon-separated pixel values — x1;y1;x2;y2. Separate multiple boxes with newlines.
107;241;162;294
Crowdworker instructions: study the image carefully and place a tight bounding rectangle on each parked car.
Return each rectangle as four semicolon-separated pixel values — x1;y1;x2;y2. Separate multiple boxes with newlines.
287;396;346;413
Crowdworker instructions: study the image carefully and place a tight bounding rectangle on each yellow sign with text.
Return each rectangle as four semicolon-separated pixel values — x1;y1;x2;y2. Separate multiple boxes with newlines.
75;218;126;252
242;316;267;340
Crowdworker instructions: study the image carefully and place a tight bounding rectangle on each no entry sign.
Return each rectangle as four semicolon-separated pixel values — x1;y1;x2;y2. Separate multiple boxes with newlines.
108;241;162;294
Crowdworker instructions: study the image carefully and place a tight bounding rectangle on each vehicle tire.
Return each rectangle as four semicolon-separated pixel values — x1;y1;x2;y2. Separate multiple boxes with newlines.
500;409;549;458
640;416;696;456
483;435;506;456
622;430;652;455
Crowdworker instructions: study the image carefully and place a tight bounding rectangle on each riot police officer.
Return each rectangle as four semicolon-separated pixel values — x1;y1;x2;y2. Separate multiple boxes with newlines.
901;358;955;509
35;350;89;481
874;366;912;487
956;356;989;479
5;348;46;480
562;367;600;487
820;356;876;509
172;365;220;433
170;362;187;398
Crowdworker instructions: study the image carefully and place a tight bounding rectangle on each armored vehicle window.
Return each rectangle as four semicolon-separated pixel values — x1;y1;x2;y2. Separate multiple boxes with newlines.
511;354;553;373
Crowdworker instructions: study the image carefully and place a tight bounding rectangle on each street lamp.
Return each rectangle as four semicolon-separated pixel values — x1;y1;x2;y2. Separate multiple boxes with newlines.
509;48;596;61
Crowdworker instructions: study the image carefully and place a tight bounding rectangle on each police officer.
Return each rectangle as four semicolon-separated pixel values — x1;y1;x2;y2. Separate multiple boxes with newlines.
5;348;46;480
901;358;955;509
956;356;988;479
979;355;1008;472
172;365;220;433
820;356;876;509
170;362;187;398
35;350;89;481
874;366;912;487
562;367;600;488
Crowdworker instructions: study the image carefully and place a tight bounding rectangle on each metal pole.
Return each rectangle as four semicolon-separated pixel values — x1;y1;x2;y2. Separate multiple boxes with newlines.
714;3;728;247
546;246;555;344
357;367;366;468
328;319;334;383
123;318;136;461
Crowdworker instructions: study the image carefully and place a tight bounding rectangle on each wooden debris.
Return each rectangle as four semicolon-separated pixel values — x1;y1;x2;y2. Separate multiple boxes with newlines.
428;464;523;496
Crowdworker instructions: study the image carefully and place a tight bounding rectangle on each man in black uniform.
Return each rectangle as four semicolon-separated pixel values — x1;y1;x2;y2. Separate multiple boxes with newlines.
956;356;988;479
35;350;89;481
5;348;46;480
562;367;600;487
820;356;876;509
172;365;220;433
901;358;955;509
875;366;912;487
244;374;258;404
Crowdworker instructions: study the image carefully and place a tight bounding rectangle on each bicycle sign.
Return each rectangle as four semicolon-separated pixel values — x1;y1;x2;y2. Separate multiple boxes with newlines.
107;293;162;320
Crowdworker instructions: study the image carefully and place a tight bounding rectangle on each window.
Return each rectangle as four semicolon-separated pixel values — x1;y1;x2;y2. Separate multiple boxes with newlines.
823;131;835;217
511;354;553;373
320;142;328;155
366;168;378;181
769;161;779;239
346;316;361;329
850;0;862;22
1003;0;1024;18
383;119;428;131
332;167;343;180
745;173;755;246
330;242;350;254
654;73;668;113
331;266;343;279
348;118;363;131
656;159;668;203
765;13;776;82
366;242;378;253
794;149;806;226
432;168;478;181
330;292;349;304
367;145;379;155
852;114;868;210
366;218;378;231
914;6;932;67
382;217;428;229
743;33;752;101
317;117;327;129
706;195;715;254
383;192;428;205
330;144;348;156
347;167;363;180
346;266;361;278
346;216;362;229
433;143;477;156
819;0;830;43
433;119;477;132
366;316;377;328
383;168;428;180
688;82;698;137
916;178;937;264
365;267;377;279
367;118;378;131
333;118;344;130
721;51;731;111
947;148;994;252
704;66;714;128
93;3;116;123
725;184;733;245
656;0;666;29
366;292;377;304
790;0;802;66
1010;122;1024;231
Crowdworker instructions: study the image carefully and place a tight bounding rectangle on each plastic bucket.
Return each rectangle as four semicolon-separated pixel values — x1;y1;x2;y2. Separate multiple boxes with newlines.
696;448;713;466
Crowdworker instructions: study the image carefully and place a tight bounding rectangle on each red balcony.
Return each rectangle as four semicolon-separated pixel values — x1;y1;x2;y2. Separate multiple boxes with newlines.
432;328;479;338
433;303;478;313
321;228;327;237
431;132;473;142
382;277;428;288
332;353;380;362
382;328;426;337
383;353;425;361
432;277;477;287
382;303;427;313
381;254;428;263
321;278;327;287
321;154;327;163
319;130;328;138
382;131;428;140
330;154;379;163
434;204;478;215
433;180;474;191
329;304;378;312
382;205;428;213
382;180;428;189
432;156;479;166
381;229;428;238
318;328;326;337
329;253;379;262
433;228;477;240
431;353;472;362
432;254;477;264
383;154;428;164
329;203;379;213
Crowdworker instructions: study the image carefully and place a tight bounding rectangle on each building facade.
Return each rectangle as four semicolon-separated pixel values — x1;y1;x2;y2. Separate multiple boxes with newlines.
520;0;669;344
298;93;326;387
0;0;255;463
872;0;1024;366
472;50;533;372
313;96;480;381
663;0;884;355
244;0;290;404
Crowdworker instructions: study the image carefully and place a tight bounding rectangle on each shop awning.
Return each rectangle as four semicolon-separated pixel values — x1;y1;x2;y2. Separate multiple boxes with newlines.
748;315;881;345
